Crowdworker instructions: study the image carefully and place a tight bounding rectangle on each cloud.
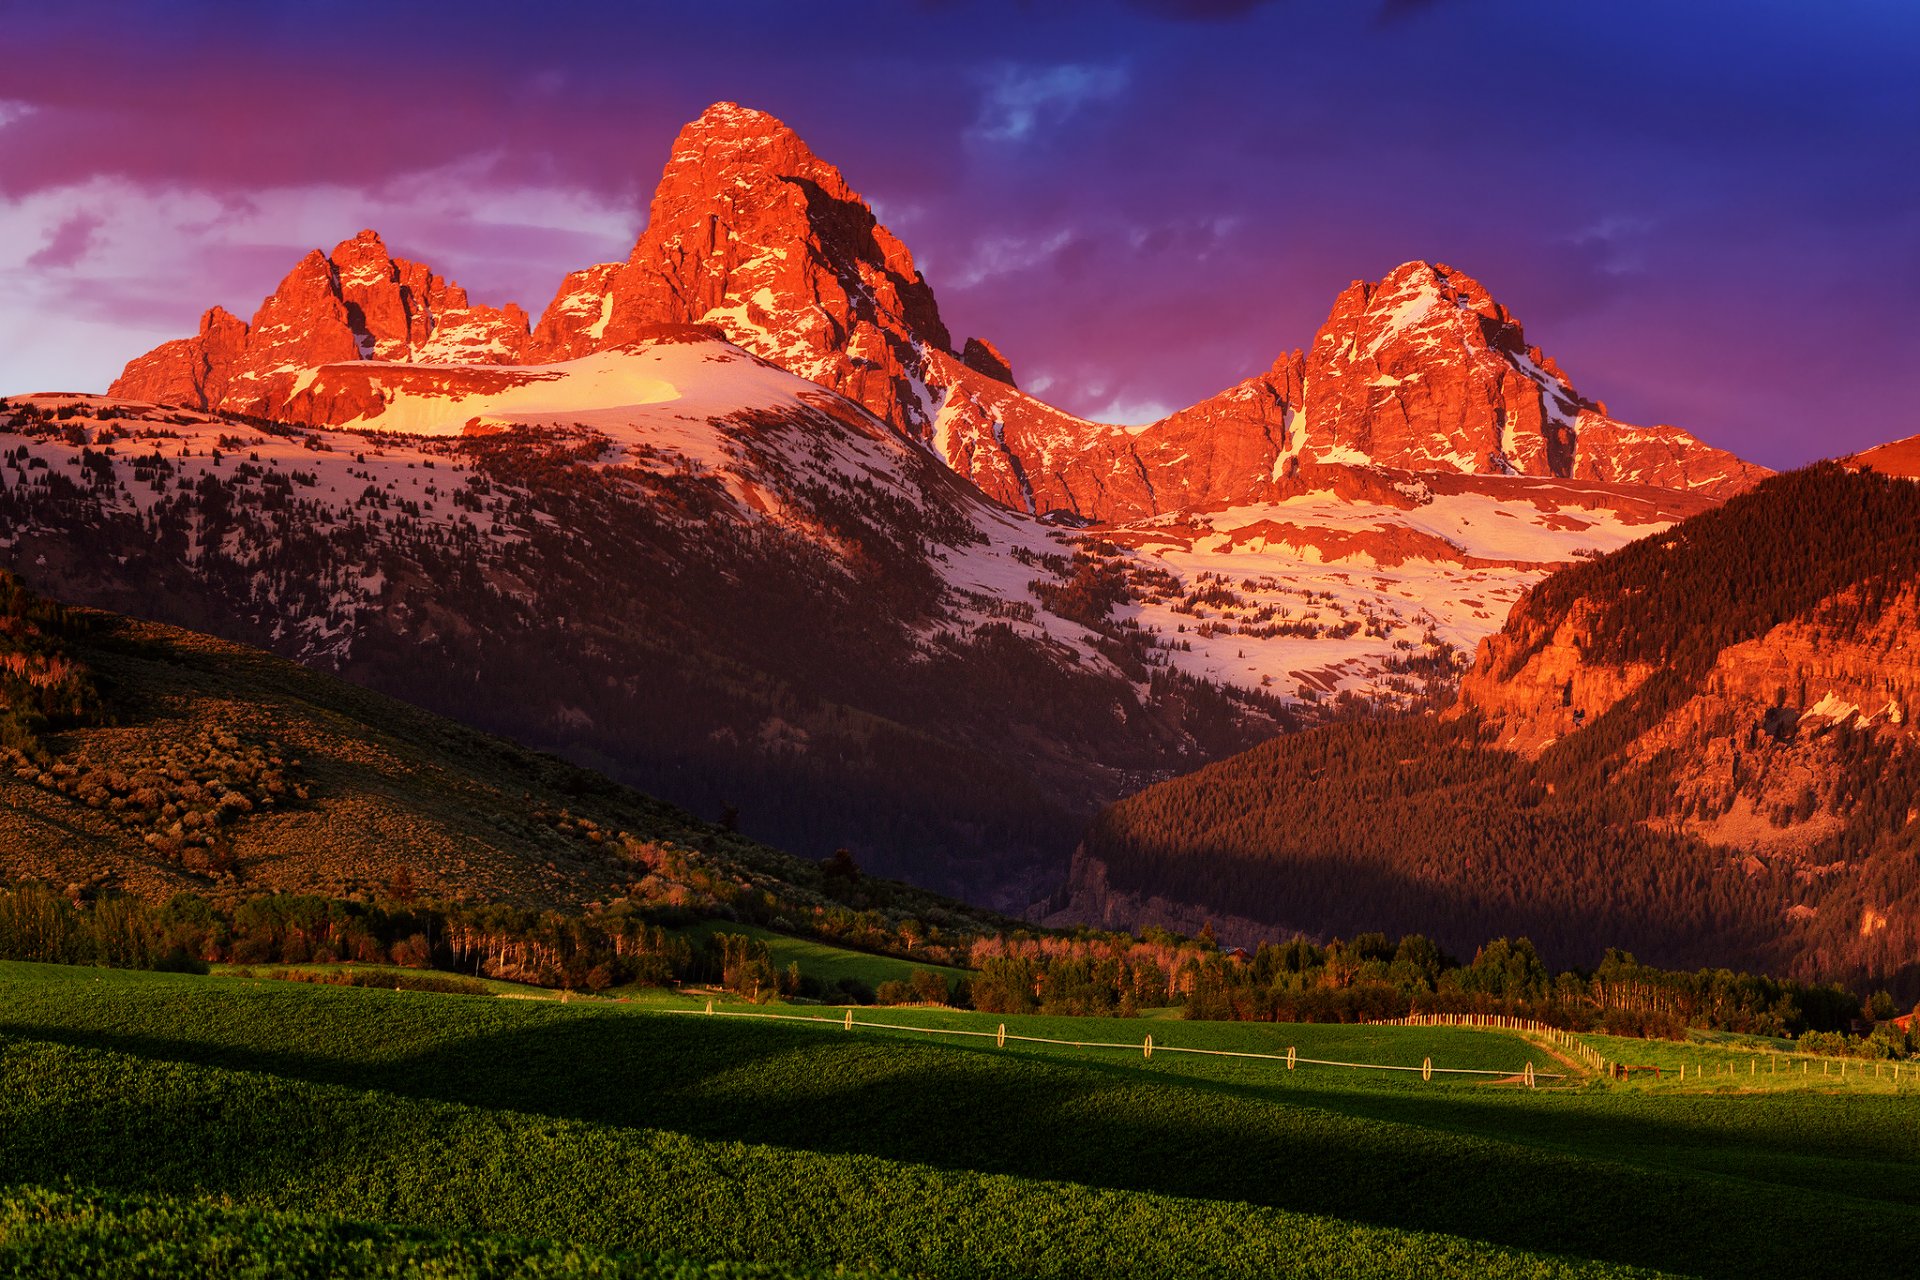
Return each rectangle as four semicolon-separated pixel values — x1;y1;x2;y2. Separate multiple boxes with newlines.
1124;0;1280;20
1087;393;1176;425
945;228;1079;289
1564;215;1656;278
0;164;638;395
0;101;32;130
970;63;1128;143
26;211;103;270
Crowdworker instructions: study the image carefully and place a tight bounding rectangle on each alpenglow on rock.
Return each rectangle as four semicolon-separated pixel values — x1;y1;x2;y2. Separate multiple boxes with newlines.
110;230;531;416
112;104;1765;515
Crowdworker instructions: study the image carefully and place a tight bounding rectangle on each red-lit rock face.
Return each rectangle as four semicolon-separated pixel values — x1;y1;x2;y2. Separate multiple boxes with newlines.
1848;432;1920;478
529;101;951;438
1288;261;1766;498
527;263;623;362
109;103;1765;515
110;230;532;414
108;305;251;412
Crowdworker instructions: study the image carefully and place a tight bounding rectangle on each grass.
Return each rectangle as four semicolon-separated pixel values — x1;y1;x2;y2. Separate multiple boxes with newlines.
3;961;1918;1278
1579;1030;1917;1093
0;1184;893;1279
668;921;970;990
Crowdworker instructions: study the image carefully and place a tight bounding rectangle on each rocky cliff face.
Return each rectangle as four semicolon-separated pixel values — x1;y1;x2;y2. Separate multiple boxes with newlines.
1286;261;1766;497
1448;463;1920;982
533;102;953;438
111;104;1764;523
1460;569;1919;820
109;230;531;415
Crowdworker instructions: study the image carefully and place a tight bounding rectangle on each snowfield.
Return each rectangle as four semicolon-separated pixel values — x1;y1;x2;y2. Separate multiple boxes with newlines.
2;335;1699;709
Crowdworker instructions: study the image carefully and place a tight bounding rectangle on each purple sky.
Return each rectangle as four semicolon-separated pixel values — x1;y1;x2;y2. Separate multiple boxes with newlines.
2;0;1915;468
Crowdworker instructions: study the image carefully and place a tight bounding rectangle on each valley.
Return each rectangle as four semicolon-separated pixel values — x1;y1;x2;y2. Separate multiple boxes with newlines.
2;13;1916;1277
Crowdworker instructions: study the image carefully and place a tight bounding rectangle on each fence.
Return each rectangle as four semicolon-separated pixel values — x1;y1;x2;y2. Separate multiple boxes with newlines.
664;1003;1568;1085
1374;1012;1610;1075
1376;1013;1916;1088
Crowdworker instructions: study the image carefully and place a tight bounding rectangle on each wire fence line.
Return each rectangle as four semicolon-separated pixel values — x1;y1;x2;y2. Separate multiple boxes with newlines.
662;1003;1569;1085
1374;1013;1610;1075
1375;1013;1917;1087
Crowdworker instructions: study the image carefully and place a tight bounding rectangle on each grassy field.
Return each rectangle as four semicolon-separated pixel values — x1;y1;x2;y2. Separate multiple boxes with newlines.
666;921;971;990
3;962;1918;1278
1579;1029;1918;1092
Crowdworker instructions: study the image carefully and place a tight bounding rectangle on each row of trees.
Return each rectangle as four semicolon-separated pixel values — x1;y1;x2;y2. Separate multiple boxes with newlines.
962;928;1882;1038
3;882;1908;1046
0;882;874;999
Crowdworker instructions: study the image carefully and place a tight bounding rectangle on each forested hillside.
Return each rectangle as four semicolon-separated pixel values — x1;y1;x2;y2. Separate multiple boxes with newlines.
1071;464;1920;991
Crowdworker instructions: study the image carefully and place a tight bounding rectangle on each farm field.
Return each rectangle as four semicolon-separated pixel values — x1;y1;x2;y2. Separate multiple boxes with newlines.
3;962;1918;1278
1577;1030;1917;1092
665;921;972;991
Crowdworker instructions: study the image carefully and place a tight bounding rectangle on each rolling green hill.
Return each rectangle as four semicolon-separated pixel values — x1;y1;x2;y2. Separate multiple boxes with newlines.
4;962;1917;1279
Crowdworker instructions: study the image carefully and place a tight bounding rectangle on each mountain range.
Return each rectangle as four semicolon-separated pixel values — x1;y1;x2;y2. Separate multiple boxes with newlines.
4;101;1801;929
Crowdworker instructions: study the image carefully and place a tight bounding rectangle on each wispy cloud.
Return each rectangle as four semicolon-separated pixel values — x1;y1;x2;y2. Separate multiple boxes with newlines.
0;100;34;130
26;211;103;270
946;228;1079;289
970;63;1128;143
1088;393;1176;426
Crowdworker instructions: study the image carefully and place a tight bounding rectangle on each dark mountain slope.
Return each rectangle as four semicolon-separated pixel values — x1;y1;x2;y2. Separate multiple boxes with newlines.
0;385;1292;909
0;566;1003;938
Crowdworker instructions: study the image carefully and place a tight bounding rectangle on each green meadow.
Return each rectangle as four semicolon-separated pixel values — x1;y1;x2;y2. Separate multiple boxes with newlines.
1577;1029;1917;1093
666;921;971;992
2;961;1916;1279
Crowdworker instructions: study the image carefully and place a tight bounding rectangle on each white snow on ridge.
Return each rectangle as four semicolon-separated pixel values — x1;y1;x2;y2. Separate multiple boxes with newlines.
2;324;1698;717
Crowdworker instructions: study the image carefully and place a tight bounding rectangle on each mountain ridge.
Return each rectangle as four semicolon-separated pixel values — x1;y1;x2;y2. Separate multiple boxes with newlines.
32;101;1785;915
110;102;1766;520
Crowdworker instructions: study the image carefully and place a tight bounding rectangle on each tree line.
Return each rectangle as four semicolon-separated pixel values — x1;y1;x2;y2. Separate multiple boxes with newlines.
10;881;1909;1053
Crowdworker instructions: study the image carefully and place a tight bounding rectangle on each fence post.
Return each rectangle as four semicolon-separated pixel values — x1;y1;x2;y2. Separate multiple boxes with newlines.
1422;1056;1432;1082
996;1023;1006;1049
1287;1046;1296;1070
705;999;714;1015
1144;1034;1153;1060
844;1009;853;1031
1524;1061;1535;1088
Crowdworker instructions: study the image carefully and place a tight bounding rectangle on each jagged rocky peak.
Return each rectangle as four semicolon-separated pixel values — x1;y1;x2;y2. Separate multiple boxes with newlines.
531;101;954;434
1300;259;1591;476
107;107;1765;509
528;263;624;362
1287;259;1767;496
110;230;533;415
